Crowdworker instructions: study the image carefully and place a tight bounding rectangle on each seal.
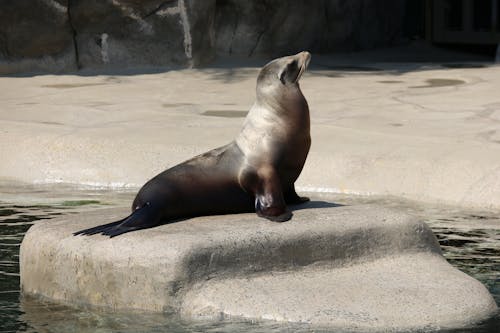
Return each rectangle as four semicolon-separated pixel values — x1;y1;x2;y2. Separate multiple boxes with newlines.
74;51;312;237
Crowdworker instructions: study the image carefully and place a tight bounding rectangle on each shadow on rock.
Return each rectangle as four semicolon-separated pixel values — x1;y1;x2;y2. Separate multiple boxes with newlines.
291;200;344;211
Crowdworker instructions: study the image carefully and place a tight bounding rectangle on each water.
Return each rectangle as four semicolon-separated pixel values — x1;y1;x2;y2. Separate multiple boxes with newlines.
0;187;498;332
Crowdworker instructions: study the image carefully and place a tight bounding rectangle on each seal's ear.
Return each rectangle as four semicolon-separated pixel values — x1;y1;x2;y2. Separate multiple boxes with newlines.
278;59;299;84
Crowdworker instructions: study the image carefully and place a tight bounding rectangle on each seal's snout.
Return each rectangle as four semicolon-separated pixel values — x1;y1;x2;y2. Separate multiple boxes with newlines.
291;51;311;84
297;51;311;70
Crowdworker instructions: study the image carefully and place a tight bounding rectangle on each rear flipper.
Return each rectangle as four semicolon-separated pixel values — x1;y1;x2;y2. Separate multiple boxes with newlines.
73;202;162;238
73;219;124;236
284;185;310;205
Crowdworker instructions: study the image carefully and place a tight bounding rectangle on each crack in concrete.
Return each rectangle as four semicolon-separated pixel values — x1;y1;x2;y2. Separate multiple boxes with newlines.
391;94;437;113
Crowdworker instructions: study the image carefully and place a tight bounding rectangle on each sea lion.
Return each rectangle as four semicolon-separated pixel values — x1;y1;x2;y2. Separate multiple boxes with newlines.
75;51;312;237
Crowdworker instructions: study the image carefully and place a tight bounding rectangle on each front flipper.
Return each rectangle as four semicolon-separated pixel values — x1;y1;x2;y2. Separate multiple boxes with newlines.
73;202;162;238
284;185;310;205
243;167;292;222
255;193;292;222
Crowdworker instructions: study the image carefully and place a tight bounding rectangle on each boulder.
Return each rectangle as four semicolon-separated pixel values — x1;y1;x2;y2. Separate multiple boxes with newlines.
19;203;497;331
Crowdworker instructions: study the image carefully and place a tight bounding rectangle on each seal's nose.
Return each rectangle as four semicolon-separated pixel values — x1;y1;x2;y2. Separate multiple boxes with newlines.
300;51;311;58
298;51;311;69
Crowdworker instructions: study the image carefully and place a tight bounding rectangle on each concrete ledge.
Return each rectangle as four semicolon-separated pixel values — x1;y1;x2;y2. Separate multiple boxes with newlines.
20;203;497;331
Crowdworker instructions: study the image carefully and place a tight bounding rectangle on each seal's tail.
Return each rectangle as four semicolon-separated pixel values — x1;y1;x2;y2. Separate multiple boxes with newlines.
73;202;161;238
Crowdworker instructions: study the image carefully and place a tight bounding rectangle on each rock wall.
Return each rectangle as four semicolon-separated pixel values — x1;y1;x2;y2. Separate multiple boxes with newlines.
0;0;76;74
70;0;216;69
215;0;406;57
0;0;406;74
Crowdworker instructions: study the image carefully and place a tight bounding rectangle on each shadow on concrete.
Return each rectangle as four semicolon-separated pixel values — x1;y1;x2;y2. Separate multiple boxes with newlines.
199;41;499;82
6;66;176;78
2;42;497;81
290;200;344;211
197;67;259;83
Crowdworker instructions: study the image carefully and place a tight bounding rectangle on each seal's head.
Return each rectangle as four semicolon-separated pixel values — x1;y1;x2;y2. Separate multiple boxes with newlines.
256;51;311;106
257;51;310;88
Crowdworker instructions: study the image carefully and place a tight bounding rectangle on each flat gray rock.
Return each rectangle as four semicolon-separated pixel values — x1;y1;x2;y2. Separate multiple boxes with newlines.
20;203;497;331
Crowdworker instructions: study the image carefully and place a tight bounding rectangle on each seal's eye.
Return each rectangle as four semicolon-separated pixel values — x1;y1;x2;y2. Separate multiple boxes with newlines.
279;60;299;84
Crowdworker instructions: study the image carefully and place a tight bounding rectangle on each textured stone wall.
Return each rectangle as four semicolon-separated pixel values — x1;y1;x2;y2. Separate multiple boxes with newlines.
70;0;216;69
215;0;406;57
0;0;76;73
0;0;406;74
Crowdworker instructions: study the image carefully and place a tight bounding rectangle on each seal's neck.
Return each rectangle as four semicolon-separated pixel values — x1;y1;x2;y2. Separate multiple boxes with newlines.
256;85;306;116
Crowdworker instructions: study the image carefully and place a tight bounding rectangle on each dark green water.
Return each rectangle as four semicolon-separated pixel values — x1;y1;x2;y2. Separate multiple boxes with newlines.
0;190;498;332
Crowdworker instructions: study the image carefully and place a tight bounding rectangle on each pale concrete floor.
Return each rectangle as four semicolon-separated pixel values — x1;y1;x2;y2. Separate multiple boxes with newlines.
1;46;499;209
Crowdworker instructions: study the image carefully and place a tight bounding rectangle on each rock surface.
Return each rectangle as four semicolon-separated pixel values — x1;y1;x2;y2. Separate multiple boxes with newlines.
0;0;216;74
20;203;497;331
215;0;405;57
0;0;76;74
70;0;216;69
0;0;406;74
